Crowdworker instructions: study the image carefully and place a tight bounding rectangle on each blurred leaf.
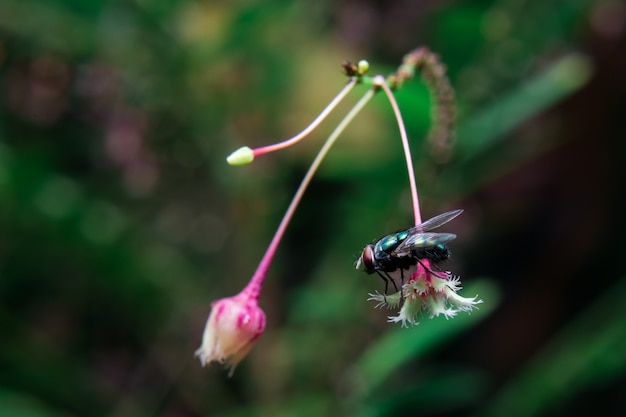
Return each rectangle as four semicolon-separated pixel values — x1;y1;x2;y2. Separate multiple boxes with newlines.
0;388;72;417
456;53;593;162
356;367;489;417
0;0;97;54
481;277;626;417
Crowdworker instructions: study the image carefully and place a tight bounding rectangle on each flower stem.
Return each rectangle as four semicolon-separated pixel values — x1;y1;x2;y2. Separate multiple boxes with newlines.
373;75;422;225
244;88;376;299
252;79;357;157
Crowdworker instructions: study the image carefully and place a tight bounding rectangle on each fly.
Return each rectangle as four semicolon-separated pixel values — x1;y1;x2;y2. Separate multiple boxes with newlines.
356;209;463;293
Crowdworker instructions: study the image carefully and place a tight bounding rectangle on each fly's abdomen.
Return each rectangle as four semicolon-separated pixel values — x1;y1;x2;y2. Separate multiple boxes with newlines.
412;244;451;263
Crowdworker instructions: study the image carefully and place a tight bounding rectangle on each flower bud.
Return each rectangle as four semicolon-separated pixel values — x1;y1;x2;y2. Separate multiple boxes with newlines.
227;146;255;166
357;59;370;75
195;291;266;376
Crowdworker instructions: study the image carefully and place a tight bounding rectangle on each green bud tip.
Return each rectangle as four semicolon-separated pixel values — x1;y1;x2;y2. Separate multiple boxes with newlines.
227;146;255;165
357;60;370;75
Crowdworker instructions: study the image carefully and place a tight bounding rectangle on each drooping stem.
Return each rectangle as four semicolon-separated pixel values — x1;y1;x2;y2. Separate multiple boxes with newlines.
252;79;357;157
244;88;376;299
374;75;422;225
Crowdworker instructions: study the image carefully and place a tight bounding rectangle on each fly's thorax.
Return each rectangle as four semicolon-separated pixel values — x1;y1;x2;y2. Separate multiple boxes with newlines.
375;230;409;255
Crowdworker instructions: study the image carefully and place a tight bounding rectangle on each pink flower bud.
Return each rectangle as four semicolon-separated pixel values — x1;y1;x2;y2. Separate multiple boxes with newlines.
195;291;266;377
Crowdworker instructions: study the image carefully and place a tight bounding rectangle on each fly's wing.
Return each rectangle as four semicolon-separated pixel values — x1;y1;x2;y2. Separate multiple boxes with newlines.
413;209;463;232
393;232;457;256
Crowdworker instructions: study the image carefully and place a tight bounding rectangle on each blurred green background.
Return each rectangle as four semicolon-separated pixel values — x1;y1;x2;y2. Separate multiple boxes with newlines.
1;0;625;416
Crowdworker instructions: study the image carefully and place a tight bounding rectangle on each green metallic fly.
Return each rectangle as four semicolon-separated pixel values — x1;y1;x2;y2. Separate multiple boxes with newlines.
356;209;463;293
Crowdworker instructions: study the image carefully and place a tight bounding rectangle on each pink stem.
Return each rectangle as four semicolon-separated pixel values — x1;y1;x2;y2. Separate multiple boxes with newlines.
374;75;422;225
252;79;357;157
243;88;376;300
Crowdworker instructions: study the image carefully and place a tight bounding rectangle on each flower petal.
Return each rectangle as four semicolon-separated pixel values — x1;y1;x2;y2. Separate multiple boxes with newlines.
195;291;266;375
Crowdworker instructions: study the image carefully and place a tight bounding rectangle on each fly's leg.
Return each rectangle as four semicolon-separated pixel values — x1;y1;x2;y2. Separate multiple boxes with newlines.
382;271;399;293
375;271;390;294
375;270;399;294
416;259;448;279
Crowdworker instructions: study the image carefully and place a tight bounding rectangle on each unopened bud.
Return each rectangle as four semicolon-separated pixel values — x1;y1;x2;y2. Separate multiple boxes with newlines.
227;146;255;165
357;60;370;75
195;292;266;376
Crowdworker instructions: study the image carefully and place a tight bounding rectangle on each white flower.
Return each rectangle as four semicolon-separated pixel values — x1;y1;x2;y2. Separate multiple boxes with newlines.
367;291;402;309
387;296;424;327
371;261;482;326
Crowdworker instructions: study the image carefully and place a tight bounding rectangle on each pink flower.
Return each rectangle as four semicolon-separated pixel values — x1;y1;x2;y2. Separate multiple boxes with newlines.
368;260;482;327
195;289;266;377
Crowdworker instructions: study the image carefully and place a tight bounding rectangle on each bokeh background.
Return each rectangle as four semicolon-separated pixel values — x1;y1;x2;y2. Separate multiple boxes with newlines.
1;0;625;416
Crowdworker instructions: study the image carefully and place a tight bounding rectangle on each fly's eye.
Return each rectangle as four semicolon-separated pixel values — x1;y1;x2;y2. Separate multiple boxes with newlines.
361;245;376;273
